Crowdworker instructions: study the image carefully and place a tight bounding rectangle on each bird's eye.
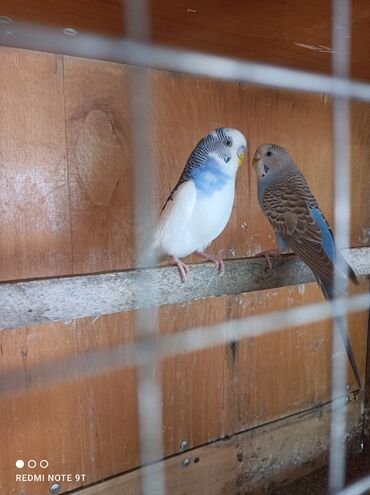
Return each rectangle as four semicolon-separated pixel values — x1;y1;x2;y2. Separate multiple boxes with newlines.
224;139;232;147
266;151;272;157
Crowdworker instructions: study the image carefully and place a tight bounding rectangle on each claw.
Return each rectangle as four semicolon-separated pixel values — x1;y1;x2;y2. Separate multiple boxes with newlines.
170;256;189;282
196;251;225;275
254;248;281;272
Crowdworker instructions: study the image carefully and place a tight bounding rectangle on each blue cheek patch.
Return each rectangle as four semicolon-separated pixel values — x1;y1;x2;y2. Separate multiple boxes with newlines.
310;207;335;262
191;157;231;197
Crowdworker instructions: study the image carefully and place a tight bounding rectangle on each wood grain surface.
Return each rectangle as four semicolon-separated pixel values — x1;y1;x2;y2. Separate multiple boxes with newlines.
0;46;369;494
66;399;363;495
2;1;370;81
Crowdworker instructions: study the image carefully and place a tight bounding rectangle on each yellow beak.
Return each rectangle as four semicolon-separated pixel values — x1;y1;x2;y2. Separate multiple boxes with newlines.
237;146;246;167
252;152;261;168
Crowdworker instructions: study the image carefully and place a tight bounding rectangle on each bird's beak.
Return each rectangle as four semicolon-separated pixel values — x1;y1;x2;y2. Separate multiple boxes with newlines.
237;145;246;167
252;152;260;168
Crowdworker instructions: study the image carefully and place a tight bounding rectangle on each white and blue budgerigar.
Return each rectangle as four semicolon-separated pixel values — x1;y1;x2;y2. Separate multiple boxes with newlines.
140;128;246;282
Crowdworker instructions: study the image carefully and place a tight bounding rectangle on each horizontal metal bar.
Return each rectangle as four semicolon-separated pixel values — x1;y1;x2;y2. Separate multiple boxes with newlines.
337;476;370;495
2;23;370;101
0;247;369;330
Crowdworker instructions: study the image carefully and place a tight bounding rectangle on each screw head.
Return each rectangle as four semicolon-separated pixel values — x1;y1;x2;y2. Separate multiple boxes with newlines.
180;440;188;450
181;458;190;467
0;16;13;24
63;27;78;36
49;483;61;494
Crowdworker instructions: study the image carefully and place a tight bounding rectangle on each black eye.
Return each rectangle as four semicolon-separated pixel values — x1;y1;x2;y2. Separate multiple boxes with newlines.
224;139;232;147
266;151;272;156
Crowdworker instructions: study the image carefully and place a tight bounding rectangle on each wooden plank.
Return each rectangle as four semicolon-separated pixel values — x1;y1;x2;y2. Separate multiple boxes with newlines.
1;1;370;81
160;298;230;453
62;56;140;485
227;281;368;435
0;47;82;495
70;398;363;495
0;321;84;495
351;102;370;247
161;280;368;457
73;312;140;485
0;47;73;280
63;56;133;274
363;279;370;449
3;31;370;106
0;248;369;330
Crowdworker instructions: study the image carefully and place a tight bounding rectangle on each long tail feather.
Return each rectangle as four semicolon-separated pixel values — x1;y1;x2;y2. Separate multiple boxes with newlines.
317;277;362;390
334;315;362;390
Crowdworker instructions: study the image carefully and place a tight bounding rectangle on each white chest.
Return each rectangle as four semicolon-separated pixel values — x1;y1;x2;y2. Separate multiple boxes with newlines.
160;180;235;258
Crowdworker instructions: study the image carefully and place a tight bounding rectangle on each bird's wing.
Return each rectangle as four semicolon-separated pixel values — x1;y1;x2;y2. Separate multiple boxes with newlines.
135;180;196;267
263;180;337;285
154;179;197;247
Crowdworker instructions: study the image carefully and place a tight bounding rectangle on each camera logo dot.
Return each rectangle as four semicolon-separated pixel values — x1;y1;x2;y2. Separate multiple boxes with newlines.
15;459;49;469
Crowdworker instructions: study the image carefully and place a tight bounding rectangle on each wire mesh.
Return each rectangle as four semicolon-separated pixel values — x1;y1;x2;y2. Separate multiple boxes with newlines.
329;0;352;492
337;475;370;495
125;1;166;494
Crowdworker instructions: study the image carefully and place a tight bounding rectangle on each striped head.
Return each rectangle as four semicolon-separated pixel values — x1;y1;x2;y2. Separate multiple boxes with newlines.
188;128;247;180
252;144;295;181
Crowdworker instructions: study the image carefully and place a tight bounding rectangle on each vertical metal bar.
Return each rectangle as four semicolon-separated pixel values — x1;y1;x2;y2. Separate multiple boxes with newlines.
124;1;166;494
329;0;352;492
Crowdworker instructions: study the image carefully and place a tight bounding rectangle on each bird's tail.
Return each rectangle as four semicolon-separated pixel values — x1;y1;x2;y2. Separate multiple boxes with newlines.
317;277;361;390
134;228;161;269
333;314;362;390
135;244;159;269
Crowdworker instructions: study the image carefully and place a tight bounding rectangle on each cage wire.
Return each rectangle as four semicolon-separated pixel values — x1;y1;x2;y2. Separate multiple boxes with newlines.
0;0;369;493
125;0;166;493
329;0;352;492
337;474;370;495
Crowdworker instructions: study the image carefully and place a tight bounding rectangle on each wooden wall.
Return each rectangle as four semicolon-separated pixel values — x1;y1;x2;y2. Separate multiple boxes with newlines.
0;46;369;494
3;0;370;81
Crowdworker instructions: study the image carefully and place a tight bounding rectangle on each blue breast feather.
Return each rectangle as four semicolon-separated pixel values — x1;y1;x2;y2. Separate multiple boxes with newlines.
309;207;335;262
191;157;231;197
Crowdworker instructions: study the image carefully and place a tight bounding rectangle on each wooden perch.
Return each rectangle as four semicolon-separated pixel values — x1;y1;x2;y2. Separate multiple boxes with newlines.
1;247;369;330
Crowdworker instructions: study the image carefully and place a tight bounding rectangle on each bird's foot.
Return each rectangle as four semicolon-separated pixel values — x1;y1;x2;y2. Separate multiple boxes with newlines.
254;248;281;273
196;251;225;275
170;256;189;283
